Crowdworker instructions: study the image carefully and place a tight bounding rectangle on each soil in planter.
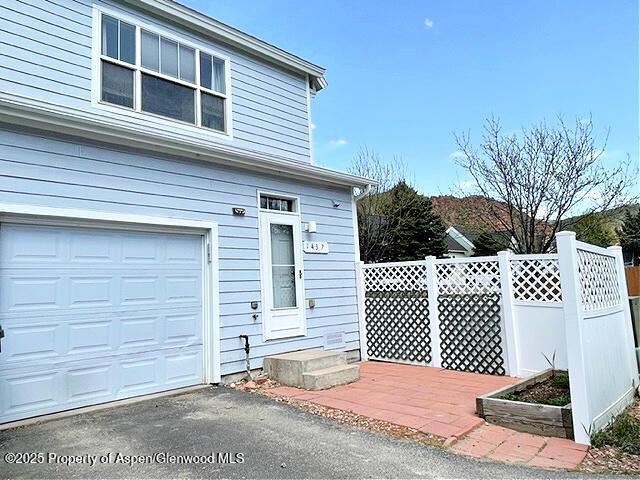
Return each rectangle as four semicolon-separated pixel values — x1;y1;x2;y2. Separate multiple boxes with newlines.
502;371;571;406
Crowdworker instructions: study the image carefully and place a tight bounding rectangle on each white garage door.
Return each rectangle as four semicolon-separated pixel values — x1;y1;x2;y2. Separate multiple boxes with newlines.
0;223;204;423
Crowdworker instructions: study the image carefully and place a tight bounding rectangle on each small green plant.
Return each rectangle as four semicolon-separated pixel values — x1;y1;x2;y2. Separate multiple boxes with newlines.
591;411;640;455
549;371;570;389
543;392;571;407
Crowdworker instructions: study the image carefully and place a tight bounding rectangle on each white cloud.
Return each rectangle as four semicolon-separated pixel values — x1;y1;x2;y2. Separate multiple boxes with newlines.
424;18;434;28
310;123;316;130
449;150;465;159
328;139;347;148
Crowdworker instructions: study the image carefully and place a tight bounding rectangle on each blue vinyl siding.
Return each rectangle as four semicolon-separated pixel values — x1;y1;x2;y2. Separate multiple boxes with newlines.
0;128;359;376
0;0;312;163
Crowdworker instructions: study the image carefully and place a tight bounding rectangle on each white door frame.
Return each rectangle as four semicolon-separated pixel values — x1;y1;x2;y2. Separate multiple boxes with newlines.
258;200;306;341
0;203;221;383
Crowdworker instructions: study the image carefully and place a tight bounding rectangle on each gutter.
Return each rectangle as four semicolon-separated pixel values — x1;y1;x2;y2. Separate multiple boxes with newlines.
0;94;375;189
354;183;373;201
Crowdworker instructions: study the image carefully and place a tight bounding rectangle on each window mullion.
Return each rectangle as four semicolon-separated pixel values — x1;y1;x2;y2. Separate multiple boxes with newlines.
116;18;120;60
134;25;141;112
195;49;202;127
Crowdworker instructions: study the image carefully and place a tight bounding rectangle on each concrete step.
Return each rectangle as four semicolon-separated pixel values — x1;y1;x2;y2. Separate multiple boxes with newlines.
302;364;360;391
263;350;348;388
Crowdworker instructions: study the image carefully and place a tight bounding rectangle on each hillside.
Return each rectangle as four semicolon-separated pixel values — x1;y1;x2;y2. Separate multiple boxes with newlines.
430;195;509;231
431;194;639;244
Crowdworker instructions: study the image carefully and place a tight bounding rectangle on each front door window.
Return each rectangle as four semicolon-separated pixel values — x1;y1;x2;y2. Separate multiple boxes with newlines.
270;224;297;308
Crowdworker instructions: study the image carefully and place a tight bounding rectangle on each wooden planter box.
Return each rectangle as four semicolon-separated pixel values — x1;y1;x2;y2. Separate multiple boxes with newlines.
476;369;573;439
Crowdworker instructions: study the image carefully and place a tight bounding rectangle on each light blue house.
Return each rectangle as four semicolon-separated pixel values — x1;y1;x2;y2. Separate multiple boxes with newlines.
0;0;372;423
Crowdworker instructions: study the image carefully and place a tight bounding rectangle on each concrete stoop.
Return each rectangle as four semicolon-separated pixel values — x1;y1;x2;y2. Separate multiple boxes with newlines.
263;350;360;390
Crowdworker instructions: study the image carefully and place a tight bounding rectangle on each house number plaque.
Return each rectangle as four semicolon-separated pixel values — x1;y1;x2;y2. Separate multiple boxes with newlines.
303;241;329;254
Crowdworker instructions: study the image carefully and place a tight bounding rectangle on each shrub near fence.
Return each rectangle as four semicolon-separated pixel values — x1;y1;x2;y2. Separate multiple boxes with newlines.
356;231;639;445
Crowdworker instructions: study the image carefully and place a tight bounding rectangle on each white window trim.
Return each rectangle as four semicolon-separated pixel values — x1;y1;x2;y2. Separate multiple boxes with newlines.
0;202;221;384
91;6;233;141
256;190;307;341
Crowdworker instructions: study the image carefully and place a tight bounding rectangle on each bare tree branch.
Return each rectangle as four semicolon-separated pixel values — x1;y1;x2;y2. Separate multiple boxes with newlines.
454;116;637;253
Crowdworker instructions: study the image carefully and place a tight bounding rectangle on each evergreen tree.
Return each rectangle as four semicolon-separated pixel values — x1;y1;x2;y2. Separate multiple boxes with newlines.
472;232;505;256
382;182;447;261
618;210;640;266
571;213;616;248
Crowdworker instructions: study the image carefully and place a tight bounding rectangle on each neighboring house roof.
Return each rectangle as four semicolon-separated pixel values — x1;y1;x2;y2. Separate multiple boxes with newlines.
445;235;467;253
445;226;475;254
123;0;327;90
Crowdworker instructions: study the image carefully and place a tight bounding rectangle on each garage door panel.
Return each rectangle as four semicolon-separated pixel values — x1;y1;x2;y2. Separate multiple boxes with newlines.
166;312;201;342
2;372;60;416
1;309;202;367
166;275;201;304
67;365;113;402
120;316;161;349
121;276;162;306
4;276;62;312
68;320;112;354
1;271;201;313
166;236;201;264
0;223;205;423
0;225;202;267
1;347;204;423
1;227;64;264
166;352;203;384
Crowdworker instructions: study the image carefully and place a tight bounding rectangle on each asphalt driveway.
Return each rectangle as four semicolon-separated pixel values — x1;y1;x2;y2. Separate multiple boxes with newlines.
0;387;592;479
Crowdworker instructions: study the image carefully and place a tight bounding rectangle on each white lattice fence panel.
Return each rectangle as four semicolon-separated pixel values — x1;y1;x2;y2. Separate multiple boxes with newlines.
363;262;431;365
363;262;427;292
511;258;562;302
577;249;621;311
436;259;506;375
436;260;500;295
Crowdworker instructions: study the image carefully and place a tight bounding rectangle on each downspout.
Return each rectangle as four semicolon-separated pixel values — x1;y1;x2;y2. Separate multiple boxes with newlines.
352;184;372;362
352;184;373;262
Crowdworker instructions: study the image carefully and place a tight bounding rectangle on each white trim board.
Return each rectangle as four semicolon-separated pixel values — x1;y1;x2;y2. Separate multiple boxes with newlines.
0;202;221;384
0;92;375;189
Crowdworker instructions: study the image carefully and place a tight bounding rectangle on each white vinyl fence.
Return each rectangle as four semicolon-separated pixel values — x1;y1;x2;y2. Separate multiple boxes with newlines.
355;231;639;445
557;232;639;444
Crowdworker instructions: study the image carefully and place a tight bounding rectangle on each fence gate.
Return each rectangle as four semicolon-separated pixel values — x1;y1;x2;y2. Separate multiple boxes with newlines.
362;262;432;364
435;259;506;375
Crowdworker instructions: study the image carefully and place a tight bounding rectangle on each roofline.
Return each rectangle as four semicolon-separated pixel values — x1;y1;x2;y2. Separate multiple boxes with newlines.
121;0;327;88
0;93;374;189
446;226;475;251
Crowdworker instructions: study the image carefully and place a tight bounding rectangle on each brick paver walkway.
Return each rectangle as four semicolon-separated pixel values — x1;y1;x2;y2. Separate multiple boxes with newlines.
263;361;589;470
452;424;589;469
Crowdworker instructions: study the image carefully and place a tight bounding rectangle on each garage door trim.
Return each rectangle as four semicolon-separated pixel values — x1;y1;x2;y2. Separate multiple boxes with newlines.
0;202;221;384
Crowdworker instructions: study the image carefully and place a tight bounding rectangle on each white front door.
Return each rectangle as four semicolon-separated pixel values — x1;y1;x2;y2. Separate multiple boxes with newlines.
259;211;305;340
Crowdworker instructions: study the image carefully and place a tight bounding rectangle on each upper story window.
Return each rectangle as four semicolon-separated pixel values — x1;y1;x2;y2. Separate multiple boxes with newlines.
98;12;230;134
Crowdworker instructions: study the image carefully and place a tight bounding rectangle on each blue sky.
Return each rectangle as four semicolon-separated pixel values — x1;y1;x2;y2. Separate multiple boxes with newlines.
184;0;639;196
